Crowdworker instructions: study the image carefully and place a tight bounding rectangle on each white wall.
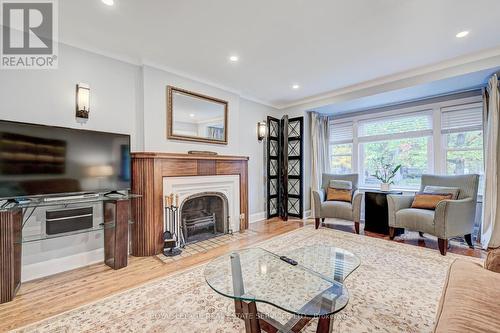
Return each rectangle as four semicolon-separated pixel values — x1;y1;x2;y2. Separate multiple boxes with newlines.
0;44;140;147
142;65;242;154
0;44;278;280
238;99;271;220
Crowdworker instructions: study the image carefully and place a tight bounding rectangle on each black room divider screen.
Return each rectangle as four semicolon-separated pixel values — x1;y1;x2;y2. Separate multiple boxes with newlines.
266;115;304;220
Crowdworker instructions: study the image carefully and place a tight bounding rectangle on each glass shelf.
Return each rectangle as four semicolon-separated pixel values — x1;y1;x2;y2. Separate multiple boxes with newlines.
0;193;141;212
17;220;135;244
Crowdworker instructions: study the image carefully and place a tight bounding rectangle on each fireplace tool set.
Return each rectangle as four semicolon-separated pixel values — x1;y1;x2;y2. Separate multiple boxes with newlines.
163;193;185;257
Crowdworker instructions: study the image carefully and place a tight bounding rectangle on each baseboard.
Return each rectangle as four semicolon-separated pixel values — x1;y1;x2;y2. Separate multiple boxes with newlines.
249;211;266;224
22;248;105;282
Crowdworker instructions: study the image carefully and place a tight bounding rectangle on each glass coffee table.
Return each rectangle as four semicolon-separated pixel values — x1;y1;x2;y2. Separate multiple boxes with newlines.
204;245;360;333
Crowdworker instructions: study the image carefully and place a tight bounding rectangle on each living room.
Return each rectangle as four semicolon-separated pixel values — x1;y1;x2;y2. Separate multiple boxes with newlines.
0;1;499;332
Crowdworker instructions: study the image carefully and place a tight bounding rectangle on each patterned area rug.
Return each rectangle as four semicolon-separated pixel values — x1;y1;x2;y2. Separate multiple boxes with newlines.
14;226;481;333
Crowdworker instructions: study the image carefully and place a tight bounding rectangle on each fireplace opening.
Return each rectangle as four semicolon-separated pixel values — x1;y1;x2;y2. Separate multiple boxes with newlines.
180;192;229;244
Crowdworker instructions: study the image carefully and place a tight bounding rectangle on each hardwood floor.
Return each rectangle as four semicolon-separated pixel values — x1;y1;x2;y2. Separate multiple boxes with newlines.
0;218;304;332
0;218;486;331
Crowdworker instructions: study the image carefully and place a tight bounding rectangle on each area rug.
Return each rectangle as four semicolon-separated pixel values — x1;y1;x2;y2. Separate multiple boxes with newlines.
14;226;481;333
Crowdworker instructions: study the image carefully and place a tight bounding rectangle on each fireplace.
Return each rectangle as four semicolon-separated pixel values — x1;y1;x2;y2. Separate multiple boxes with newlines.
180;192;229;243
162;174;241;248
131;153;248;256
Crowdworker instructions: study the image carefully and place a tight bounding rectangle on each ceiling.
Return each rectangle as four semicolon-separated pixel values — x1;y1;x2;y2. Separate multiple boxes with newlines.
59;0;500;108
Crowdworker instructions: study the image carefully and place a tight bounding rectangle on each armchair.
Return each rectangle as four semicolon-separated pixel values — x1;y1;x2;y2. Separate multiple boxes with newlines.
312;173;363;233
387;174;479;255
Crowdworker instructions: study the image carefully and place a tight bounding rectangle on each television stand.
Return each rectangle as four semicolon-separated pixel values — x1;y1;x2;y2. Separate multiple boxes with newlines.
43;193;99;202
0;193;141;304
0;199;16;209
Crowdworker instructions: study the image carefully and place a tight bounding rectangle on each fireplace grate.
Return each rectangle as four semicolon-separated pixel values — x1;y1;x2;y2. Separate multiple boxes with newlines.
183;213;216;236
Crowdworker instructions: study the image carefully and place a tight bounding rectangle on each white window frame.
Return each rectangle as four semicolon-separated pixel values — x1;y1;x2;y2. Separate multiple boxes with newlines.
328;95;483;190
440;102;484;181
357;110;434;189
329;121;354;174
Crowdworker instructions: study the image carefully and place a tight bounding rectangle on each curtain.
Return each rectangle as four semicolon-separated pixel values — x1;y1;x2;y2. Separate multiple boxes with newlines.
310;112;330;217
482;74;500;249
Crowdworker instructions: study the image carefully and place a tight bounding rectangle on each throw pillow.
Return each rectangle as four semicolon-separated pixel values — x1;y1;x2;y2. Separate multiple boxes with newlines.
411;193;453;210
484;248;500;273
326;187;352;202
423;186;460;200
329;180;353;190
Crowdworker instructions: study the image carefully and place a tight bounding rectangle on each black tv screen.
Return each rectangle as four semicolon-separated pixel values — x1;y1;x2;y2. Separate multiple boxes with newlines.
0;120;131;199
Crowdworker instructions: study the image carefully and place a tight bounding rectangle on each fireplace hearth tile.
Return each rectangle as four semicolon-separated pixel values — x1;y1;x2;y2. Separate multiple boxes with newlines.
156;230;259;263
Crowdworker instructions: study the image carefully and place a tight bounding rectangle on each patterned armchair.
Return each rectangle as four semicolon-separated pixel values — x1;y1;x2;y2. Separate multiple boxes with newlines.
312;173;363;233
387;174;479;255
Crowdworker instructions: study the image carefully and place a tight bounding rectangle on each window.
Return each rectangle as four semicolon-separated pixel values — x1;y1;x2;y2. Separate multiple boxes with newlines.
358;113;433;187
327;97;484;190
441;103;484;186
329;122;353;174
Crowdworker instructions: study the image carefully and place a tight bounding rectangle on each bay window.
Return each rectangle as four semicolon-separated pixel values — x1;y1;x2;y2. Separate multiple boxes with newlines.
328;97;484;190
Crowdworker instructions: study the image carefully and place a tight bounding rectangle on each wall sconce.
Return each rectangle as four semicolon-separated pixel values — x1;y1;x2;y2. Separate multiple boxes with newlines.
257;121;267;141
76;83;90;119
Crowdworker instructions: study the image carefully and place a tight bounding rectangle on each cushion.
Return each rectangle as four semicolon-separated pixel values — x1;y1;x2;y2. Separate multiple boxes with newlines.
396;208;435;234
434;260;500;333
326;187;352;202
411;193;453;210
423;186;460;200
484;248;500;273
320;201;353;220
329;180;353;190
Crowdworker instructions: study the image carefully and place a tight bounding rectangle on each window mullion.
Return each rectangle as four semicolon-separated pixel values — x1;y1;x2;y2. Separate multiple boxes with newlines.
352;120;359;174
433;106;441;174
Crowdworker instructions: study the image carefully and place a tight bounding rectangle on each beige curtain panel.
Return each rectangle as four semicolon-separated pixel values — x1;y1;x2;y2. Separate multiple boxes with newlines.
310;112;330;217
482;74;500;249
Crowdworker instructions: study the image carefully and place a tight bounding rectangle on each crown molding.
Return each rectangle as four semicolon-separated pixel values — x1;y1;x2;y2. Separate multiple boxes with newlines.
140;60;277;108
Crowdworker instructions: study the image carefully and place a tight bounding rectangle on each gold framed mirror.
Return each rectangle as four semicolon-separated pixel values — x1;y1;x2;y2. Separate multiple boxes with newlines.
167;86;228;145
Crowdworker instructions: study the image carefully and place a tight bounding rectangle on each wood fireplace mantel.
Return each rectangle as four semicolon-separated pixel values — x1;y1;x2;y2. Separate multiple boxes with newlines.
131;152;249;256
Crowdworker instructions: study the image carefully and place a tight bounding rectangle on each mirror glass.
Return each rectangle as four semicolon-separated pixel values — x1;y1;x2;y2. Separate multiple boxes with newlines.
168;87;227;144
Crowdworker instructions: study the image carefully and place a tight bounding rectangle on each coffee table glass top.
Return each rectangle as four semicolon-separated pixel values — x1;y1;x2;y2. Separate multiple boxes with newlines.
204;245;360;317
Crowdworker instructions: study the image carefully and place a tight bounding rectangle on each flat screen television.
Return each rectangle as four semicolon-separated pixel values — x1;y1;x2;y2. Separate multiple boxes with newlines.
0;120;131;199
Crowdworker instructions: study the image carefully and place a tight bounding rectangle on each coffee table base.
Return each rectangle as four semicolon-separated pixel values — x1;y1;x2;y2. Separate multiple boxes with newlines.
234;300;334;333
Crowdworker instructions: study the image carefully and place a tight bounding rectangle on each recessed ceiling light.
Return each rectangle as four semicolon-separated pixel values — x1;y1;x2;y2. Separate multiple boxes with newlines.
229;55;239;62
189;113;195;118
102;0;114;6
456;30;469;38
292;84;300;90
